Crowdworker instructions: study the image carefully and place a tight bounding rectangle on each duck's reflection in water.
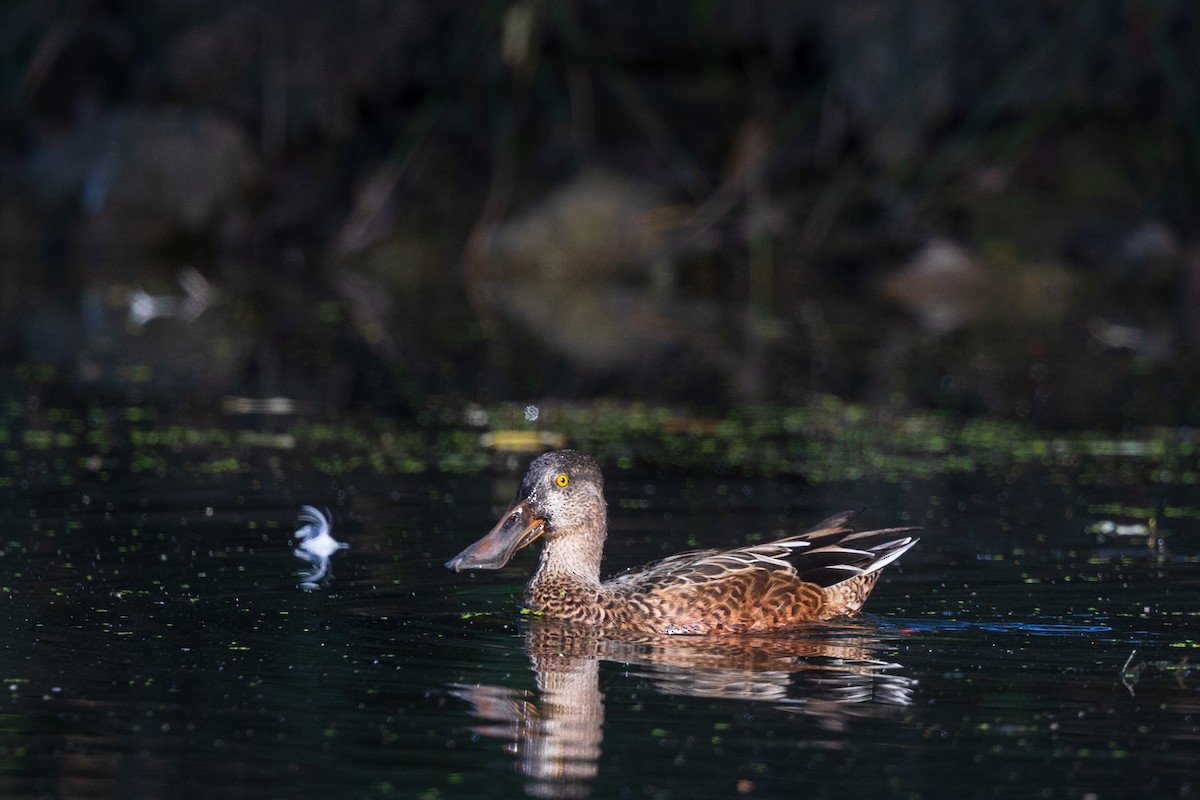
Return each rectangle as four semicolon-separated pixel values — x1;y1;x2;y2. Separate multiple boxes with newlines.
451;619;914;799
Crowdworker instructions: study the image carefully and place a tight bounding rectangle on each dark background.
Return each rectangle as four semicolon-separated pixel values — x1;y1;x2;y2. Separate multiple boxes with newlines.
3;0;1199;426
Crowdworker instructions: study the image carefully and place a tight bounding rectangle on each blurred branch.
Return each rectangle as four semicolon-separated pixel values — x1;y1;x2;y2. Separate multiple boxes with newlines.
19;0;95;103
797;160;862;257
910;5;1095;204
549;2;710;199
1152;20;1200;190
334;3;503;255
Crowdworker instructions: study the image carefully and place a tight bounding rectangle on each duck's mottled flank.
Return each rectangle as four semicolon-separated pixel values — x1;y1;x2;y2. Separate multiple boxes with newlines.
447;450;919;635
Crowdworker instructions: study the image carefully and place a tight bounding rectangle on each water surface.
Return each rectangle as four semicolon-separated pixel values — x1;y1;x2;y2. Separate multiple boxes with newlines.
0;410;1195;799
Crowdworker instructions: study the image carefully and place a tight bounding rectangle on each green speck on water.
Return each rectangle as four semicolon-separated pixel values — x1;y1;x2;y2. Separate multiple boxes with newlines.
194;457;246;474
22;430;53;450
15;363;56;383
130;453;167;473
1163;506;1200;520
315;300;343;324
1086;502;1154;518
123;405;153;422
120;366;155;384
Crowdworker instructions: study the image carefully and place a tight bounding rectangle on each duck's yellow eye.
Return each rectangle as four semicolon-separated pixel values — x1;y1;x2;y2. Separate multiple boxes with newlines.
554;473;569;488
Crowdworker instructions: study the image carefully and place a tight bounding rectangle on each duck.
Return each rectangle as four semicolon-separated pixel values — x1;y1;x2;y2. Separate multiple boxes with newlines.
446;450;918;635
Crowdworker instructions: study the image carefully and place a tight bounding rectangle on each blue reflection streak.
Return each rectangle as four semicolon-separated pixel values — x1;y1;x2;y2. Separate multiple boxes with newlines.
887;618;1113;636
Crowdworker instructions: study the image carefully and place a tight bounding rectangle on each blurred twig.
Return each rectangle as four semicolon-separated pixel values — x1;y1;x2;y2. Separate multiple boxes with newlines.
19;0;95;103
334;4;502;255
548;2;710;199
1121;648;1195;696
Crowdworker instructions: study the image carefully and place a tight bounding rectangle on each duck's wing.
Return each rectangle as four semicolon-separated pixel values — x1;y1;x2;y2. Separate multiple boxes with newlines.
604;547;724;592
604;512;919;592
774;523;920;588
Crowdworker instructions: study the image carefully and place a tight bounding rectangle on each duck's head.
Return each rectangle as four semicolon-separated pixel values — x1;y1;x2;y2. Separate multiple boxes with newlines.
446;449;605;571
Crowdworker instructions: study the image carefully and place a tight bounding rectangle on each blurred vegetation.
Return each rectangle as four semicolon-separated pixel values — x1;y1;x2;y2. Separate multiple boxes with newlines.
5;378;1199;495
3;1;1200;427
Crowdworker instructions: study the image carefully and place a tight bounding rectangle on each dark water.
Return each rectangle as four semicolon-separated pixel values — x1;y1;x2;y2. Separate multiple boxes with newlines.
1;430;1197;799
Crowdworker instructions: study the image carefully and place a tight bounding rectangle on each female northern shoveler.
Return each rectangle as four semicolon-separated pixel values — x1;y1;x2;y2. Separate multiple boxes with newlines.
446;450;918;635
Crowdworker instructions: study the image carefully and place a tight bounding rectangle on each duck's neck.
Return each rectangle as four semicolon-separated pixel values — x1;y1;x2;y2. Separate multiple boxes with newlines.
531;503;607;591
